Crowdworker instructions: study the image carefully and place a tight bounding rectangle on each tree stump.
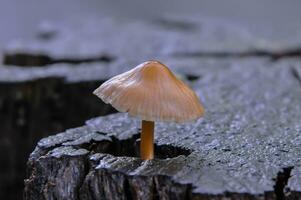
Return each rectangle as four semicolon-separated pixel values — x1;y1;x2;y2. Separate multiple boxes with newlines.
24;57;301;200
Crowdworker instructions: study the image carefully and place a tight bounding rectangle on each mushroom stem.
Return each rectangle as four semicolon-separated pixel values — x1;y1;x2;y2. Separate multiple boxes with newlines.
140;120;154;160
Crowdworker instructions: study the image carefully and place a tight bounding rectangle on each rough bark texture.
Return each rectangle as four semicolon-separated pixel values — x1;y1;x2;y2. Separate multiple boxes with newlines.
0;62;122;199
24;57;301;200
1;16;301;200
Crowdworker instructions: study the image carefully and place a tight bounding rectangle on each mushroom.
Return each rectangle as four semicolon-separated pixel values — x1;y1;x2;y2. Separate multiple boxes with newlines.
93;60;204;160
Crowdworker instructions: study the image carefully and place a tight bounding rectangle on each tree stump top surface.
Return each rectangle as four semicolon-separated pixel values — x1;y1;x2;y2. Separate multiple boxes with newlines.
26;56;301;199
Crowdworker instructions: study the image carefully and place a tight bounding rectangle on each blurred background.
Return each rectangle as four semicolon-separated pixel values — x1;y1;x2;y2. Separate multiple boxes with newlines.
1;0;301;49
0;0;301;199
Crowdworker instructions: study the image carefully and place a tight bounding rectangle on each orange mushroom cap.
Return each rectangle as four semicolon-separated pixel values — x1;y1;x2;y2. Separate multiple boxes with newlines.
93;60;204;123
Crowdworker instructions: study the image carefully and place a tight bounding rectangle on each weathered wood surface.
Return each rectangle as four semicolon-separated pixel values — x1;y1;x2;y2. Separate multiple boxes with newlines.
24;57;301;199
1;16;301;200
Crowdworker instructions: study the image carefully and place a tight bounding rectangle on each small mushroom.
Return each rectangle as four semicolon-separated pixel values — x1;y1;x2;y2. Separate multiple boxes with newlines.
93;60;204;160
